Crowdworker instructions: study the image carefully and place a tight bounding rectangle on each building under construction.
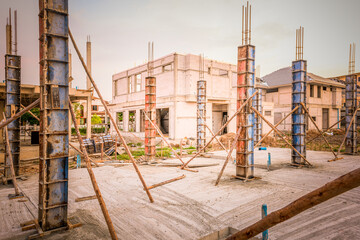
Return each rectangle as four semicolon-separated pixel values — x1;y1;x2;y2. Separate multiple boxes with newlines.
1;1;359;240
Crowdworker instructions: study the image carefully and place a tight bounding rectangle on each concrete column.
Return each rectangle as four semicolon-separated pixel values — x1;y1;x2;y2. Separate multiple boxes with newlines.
345;74;358;154
86;95;92;139
145;77;156;162
123;110;129;132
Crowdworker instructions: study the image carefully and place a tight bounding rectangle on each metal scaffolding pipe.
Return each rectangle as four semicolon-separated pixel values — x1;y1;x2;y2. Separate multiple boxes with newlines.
38;0;69;231
236;44;255;178
4;54;21;179
145;77;156;162
345;74;358;154
291;59;307;164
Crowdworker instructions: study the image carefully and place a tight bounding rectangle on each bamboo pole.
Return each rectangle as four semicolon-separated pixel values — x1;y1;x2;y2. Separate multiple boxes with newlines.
251;106;312;166
0;98;40;130
215;126;242;186
101;142;104;160
147;174;186;190
69;100;118;240
69;29;154;203
3;113;21;196
226;167;360;240
254;106;299;148
20;104;40;121
69;142;99;167
307;116;345;144
182;90;258;169
300;103;337;158
333;107;359;158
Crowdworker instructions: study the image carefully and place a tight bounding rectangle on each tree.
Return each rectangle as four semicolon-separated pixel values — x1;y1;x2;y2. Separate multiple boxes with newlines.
21;107;40;125
91;114;102;125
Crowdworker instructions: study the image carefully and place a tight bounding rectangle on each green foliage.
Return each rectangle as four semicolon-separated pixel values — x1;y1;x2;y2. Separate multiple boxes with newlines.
117;112;123;121
72;103;84;119
92;127;105;133
91;114;102;125
21;107;40;125
184;146;196;150
71;127;87;135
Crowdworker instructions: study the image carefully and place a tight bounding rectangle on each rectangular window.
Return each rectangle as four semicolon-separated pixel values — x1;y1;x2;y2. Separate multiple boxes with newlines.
310;85;314;97
128;76;133;93
136;74;141;92
312;116;316;122
266;88;278;93
219;69;228;76
208;67;211;74
317;86;321;98
116;112;123;130
265;111;272;116
323;86;327;91
162;64;172;72
92;105;98;111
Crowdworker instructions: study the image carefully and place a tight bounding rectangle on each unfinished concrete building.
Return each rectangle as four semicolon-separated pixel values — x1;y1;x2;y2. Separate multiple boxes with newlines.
110;53;273;140
263;67;344;131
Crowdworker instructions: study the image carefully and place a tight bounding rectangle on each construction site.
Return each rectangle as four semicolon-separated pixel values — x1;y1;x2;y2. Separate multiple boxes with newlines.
0;1;359;240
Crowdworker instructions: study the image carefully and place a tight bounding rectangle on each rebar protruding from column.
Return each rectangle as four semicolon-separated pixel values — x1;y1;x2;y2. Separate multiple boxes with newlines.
242;1;252;45
236;1;255;179
147;41;154;76
4;54;21;179
197;54;206;152
345;74;358;154
254;88;262;146
6;8;12;54
145;77;156;162
38;0;69;231
292;27;307;164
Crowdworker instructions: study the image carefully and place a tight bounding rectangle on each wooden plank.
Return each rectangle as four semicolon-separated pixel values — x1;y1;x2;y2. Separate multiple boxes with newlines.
147;175;186;190
75;195;97;202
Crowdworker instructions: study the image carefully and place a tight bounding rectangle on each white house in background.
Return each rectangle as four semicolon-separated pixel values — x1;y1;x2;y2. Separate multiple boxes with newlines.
109;52;273;140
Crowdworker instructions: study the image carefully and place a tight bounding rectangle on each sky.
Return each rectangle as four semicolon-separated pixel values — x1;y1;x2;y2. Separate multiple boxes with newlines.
0;0;359;101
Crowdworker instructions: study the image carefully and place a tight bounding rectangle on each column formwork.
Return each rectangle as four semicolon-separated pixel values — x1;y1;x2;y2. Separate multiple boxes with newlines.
254;88;262;146
236;45;255;178
5;54;21;179
38;0;69;231
291;60;307;164
196;80;206;152
145;77;156;162
345;74;358;154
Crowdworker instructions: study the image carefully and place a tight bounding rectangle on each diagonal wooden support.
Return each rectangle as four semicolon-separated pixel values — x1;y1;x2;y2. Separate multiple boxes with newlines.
330;107;359;161
2;113;23;199
300;103;338;160
143;112;197;173
146;174;186;190
254;106;299;148
181;90;258;169
20;103;40;121
197;110;232;157
251;106;312;166
69;99;118;240
69;28;154;203
307;116;345;144
215;126;242;186
226;166;360;240
0;98;39;130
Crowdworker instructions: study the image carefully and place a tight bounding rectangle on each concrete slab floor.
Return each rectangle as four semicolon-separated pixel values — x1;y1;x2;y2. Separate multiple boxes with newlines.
0;147;359;240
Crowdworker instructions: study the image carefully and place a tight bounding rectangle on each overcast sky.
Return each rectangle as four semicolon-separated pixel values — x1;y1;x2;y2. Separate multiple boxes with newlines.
0;0;359;101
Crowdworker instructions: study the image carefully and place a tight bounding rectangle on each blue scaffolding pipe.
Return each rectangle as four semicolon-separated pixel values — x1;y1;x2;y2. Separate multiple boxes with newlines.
197;80;206;152
345;74;358;154
38;0;69;231
291;60;307;164
5;54;21;179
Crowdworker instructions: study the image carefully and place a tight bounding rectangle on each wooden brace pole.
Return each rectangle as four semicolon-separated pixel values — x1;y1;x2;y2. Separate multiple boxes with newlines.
226;167;360;240
254;106;299;148
0;98;40;130
146;174;186;190
307;116;345;144
20;104;40;121
69;28;154;203
182;90;258;169
69;100;118;240
251;106;312;166
300;102;337;158
215;126;243;186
